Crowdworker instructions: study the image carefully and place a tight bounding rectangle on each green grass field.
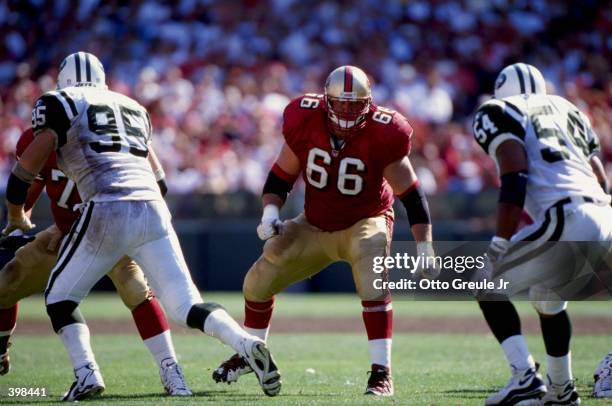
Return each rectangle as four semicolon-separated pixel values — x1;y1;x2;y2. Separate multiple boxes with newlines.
1;293;611;405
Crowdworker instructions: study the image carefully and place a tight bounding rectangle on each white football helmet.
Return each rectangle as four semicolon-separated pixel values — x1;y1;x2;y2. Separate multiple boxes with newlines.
494;63;545;99
57;52;107;90
324;65;371;137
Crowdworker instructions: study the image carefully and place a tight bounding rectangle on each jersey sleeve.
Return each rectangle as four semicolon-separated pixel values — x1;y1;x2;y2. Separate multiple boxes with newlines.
472;99;527;159
382;113;413;166
31;92;74;149
282;95;322;151
577;110;600;157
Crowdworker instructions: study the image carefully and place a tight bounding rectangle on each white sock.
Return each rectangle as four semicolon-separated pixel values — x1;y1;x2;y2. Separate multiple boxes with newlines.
244;326;268;341
546;352;572;385
59;323;97;370
501;335;535;371
144;331;177;366
368;338;391;369
203;309;253;353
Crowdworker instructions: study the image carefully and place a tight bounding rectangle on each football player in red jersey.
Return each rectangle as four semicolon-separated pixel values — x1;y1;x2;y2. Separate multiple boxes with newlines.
213;66;434;396
0;128;192;396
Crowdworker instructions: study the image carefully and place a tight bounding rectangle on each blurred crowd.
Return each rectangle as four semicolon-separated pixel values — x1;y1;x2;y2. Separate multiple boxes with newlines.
1;0;610;196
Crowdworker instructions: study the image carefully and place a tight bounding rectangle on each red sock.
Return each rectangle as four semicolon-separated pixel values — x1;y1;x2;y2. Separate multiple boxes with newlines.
244;298;275;329
0;304;18;354
362;299;393;369
361;299;393;340
131;297;169;340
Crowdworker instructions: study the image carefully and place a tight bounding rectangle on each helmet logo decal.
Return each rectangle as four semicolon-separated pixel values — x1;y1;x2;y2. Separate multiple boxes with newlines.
495;73;506;90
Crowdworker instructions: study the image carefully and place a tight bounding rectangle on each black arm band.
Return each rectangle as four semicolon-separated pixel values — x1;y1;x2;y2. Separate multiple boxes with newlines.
499;170;528;207
400;184;431;226
600;180;609;194
6;173;31;205
157;178;168;197
262;171;294;202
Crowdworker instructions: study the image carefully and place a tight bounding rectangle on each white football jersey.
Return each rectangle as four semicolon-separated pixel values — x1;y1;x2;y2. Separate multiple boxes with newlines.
473;93;610;220
32;87;161;203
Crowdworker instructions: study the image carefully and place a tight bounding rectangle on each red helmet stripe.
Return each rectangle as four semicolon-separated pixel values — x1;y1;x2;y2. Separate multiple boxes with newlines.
343;66;353;93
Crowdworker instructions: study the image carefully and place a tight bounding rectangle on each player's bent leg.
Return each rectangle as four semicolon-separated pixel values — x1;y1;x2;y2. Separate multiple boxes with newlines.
45;202;125;401
345;213;394;396
0;227;58;308
215;215;330;390
478;299;545;405
46;300;105;401
131;221;282;396
0;228;61;375
530;295;580;405
107;257;191;396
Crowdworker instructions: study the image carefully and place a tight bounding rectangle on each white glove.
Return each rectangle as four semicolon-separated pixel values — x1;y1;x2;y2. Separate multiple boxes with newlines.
2;213;35;236
486;236;510;265
256;205;282;241
415;241;440;280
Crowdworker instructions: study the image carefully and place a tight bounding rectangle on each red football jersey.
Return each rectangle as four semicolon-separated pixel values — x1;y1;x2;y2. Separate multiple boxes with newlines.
283;94;413;231
17;128;81;234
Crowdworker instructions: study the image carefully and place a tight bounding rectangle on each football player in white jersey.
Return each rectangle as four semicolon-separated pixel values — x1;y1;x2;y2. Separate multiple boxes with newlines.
3;52;281;401
472;63;612;406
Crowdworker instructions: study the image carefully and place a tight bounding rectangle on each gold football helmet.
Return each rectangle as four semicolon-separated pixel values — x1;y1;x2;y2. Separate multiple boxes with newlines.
324;65;371;137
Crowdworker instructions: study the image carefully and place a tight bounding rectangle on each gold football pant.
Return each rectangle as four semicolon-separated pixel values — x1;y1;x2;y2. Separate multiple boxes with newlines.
243;211;394;302
0;225;150;310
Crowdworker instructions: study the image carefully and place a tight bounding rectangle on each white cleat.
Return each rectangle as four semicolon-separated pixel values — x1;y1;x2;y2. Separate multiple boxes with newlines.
593;352;612;398
485;364;546;405
541;376;580;405
62;362;105;401
239;338;281;397
160;357;193;396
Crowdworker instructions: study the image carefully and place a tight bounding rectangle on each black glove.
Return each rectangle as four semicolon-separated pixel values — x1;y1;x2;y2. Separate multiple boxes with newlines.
0;234;35;252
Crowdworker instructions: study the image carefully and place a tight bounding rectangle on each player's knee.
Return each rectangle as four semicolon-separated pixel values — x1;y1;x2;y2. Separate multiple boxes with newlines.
110;260;149;310
531;300;567;316
46;300;85;333
115;279;150;310
243;262;275;302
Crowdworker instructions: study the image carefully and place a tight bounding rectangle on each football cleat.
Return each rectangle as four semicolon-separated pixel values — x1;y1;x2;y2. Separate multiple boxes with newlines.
593;352;612;398
365;364;394;396
212;353;253;384
159;357;192;396
541;376;580;405
238;338;281;397
485;364;546;405
62;362;105;401
0;345;10;376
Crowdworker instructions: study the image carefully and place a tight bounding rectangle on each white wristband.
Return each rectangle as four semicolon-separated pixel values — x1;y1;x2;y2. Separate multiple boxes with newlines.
154;168;165;181
262;205;280;221
416;241;434;256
